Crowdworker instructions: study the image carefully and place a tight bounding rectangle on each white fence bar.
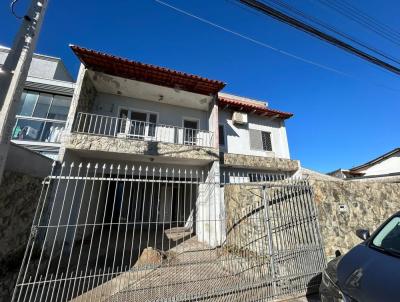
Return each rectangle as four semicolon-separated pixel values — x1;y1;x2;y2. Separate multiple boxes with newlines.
73;112;214;148
12;161;325;302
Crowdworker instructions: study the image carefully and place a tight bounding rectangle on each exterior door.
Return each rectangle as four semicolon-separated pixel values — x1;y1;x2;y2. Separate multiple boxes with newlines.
183;119;199;145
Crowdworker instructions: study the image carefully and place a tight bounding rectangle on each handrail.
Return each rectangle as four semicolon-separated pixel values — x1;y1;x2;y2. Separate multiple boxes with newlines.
73;112;214;148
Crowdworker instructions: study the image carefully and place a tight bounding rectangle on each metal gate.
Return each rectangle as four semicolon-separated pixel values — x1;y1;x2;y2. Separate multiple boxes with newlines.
12;162;326;302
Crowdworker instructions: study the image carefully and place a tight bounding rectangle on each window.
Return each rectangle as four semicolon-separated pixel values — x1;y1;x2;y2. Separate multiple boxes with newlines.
219;125;225;146
371;216;400;255
249;129;273;152
261;131;272;151
18;90;71;121
19;91;38;116
47;95;70;120
13;90;71;144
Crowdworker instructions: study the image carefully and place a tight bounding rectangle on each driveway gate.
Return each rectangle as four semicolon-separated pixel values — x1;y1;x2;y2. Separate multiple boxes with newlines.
12;162;326;302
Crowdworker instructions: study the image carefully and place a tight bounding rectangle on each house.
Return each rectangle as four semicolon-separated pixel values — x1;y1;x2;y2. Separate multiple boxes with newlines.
0;46;75;159
13;46;306;301
52;45;299;246
328;147;400;180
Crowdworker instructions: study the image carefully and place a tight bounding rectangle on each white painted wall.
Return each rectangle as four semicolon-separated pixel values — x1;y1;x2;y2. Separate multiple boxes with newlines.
219;109;290;159
0;47;73;82
92;92;210;131
358;151;400;176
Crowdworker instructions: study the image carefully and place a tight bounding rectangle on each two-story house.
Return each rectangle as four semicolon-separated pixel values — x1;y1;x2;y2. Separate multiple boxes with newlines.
13;46;303;301
0;46;75;159
53;45;299;247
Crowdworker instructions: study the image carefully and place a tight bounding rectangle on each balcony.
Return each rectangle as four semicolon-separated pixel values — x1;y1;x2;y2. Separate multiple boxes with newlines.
12;115;65;144
73;112;214;148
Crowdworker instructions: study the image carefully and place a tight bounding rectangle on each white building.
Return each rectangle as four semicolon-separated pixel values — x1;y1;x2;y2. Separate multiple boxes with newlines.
328;148;400;180
51;45;299;245
0;46;75;159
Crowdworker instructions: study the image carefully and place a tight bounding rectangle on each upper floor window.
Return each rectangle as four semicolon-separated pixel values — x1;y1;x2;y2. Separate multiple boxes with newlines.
219;125;225;146
261;131;272;151
18;90;71;121
249;129;273;152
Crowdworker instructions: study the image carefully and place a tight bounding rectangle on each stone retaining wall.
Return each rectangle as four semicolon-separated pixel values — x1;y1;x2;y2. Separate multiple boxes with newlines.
224;178;400;262
311;179;400;260
0;171;43;301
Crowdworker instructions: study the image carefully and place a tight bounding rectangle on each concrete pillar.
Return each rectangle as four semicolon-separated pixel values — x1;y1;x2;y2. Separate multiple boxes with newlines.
0;0;48;183
196;160;226;247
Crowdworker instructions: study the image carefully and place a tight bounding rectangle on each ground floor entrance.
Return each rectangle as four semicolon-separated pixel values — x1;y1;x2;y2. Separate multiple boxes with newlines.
12;161;326;302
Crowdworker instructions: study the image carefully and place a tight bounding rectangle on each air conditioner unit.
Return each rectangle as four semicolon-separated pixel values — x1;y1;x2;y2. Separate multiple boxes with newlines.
232;111;248;125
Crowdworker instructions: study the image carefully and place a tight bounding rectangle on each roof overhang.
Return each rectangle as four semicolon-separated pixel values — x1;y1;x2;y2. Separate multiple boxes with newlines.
218;96;293;120
70;45;226;96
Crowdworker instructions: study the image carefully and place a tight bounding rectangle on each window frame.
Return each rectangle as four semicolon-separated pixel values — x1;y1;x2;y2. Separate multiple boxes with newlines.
18;90;71;122
117;106;159;138
261;131;273;152
218;124;226;146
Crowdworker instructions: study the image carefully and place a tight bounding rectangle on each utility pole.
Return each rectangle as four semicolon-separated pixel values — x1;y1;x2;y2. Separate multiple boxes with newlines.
0;0;48;183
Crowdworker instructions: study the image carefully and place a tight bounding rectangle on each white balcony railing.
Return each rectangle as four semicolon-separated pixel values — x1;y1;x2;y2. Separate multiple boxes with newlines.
73;112;214;148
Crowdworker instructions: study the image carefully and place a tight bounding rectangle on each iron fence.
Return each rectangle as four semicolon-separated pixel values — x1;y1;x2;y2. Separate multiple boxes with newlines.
73;112;214;148
13;162;326;302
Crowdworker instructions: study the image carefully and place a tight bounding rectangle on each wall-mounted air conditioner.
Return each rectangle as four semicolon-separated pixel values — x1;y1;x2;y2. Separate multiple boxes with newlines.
232;111;248;125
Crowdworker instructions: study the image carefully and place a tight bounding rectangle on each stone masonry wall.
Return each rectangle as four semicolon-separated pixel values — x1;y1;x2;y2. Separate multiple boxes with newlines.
66;133;219;162
224;178;400;263
311;179;400;260
222;153;300;172
0;171;43;301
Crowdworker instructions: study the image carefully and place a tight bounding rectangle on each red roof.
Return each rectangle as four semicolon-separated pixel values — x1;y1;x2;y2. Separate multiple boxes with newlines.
70;45;226;95
218;96;293;119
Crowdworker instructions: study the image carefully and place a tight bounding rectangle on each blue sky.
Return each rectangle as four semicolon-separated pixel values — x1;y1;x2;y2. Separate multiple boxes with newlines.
1;0;399;173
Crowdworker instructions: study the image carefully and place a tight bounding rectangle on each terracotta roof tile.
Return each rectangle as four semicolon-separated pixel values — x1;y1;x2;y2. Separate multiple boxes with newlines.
70;45;226;95
218;96;293;119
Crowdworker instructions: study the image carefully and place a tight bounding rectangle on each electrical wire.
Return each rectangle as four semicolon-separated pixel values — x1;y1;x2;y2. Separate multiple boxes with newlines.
154;0;346;76
10;0;23;19
153;0;400;93
236;0;400;75
261;0;400;65
314;0;400;46
333;0;400;39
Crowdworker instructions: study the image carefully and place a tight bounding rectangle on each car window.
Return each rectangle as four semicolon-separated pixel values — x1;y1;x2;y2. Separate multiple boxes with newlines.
372;216;400;253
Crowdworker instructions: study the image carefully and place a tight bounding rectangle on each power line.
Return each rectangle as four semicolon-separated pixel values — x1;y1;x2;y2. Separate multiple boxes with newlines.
261;0;400;65
154;0;346;76
153;0;400;93
314;0;400;46
10;0;23;19
236;0;400;75
334;0;400;39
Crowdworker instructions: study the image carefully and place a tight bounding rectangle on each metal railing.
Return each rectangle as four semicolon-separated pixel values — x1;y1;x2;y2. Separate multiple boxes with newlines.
73;112;214;148
12;116;66;144
12;162;326;302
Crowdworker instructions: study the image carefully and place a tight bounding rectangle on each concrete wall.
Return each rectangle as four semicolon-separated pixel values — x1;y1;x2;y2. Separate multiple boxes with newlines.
0;47;73;82
219;109;290;159
311;178;400;260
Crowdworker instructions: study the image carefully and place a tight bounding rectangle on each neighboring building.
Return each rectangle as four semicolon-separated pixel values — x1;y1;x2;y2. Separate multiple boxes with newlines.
0;46;75;159
328;147;400;180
